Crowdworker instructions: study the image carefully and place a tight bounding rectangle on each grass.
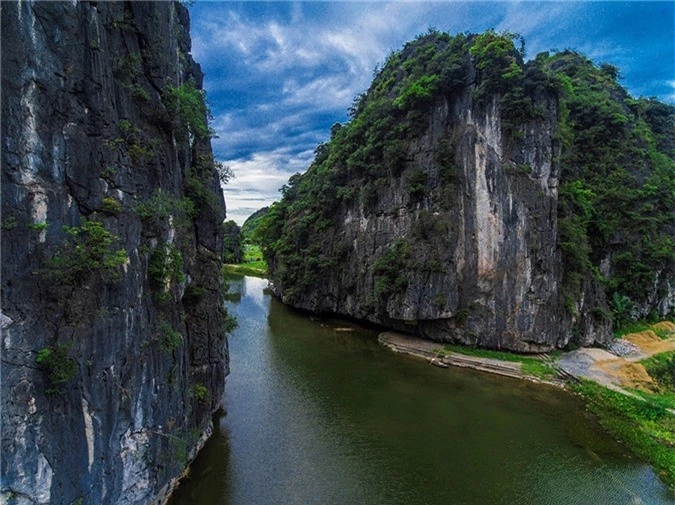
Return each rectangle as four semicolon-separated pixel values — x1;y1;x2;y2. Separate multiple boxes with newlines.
436;344;559;380
616;320;674;340
572;380;675;489
631;389;675;412
223;243;268;277
640;351;675;405
243;243;264;263
222;263;267;278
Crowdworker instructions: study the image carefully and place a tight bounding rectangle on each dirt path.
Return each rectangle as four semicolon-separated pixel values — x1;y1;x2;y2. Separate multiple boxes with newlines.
558;326;675;395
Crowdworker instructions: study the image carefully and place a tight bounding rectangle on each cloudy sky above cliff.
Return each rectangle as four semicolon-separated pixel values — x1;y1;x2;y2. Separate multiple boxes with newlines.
188;1;675;225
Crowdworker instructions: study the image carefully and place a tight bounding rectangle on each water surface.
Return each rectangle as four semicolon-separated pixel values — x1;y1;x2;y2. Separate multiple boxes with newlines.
169;275;672;505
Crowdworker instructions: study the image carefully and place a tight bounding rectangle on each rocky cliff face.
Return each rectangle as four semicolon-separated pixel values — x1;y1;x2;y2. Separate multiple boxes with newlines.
1;2;228;504
270;91;595;352
262;32;673;352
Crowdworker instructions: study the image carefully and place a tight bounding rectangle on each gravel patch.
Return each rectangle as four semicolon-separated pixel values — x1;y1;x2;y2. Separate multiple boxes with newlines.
608;339;640;357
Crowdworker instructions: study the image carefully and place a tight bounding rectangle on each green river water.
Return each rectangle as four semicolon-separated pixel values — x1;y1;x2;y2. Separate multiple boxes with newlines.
169;275;672;505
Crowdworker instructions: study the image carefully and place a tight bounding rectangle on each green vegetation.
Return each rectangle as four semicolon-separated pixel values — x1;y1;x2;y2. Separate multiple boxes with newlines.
45;219;127;284
373;240;410;298
223;220;243;264
406;167;428;199
163;79;211;141
118;119;154;162
169;434;188;466
192;383;209;403
256;29;672;327
36;345;77;395
113;53;149;102
257;31;477;299
572;380;674;488
113;53;142;82
222;262;267;279
28;222;48;232
148;243;185;303
100;165;118;183
134;189;196;231
437;344;558;380
184;153;228;219
616;321;673;340
469;30;524;103
393;75;440;109
158;318;182;352
241;207;269;243
550;51;674;321
642;351;675;392
218;304;239;334
243;243;265;264
100;197;121;216
2;216;17;231
111;11;138;33
255;30;557;304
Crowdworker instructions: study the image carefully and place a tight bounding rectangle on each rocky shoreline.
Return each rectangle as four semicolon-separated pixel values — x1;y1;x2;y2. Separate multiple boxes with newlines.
379;324;675;394
379;331;566;387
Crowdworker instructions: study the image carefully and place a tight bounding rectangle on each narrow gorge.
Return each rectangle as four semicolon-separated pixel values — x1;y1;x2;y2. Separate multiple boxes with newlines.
2;2;229;503
1;4;674;504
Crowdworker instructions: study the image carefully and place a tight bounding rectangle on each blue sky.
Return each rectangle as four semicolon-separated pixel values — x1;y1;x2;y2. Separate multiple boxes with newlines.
187;1;675;225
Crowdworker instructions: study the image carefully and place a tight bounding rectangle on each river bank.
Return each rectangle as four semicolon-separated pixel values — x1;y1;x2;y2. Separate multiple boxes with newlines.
379;326;675;490
169;275;672;504
379;332;565;386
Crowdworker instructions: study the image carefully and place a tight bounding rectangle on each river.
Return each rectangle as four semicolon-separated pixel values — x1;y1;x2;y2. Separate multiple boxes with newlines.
169;275;672;505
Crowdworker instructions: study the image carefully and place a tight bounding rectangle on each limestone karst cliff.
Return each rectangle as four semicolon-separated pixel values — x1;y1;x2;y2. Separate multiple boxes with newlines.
259;31;674;352
1;2;229;503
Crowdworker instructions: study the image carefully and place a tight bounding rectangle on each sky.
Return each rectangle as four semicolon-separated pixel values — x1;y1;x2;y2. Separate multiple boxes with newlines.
187;1;675;225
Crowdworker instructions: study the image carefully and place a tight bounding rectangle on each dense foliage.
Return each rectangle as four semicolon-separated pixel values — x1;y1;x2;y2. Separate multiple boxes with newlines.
223;220;244;263
163;79;212;141
642;351;675;393
241;206;269;243
256;30;476;302
549;51;675;317
258;29;674;322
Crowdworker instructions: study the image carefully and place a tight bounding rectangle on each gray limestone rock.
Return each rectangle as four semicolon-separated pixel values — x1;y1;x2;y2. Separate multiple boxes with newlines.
269;58;613;352
1;2;228;504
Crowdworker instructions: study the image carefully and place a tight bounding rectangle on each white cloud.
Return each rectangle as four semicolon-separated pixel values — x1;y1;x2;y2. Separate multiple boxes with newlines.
220;147;316;225
281;75;357;109
188;1;674;225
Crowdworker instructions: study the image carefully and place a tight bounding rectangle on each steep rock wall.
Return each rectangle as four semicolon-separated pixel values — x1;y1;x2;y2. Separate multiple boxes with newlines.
273;92;605;351
264;33;616;351
1;2;228;504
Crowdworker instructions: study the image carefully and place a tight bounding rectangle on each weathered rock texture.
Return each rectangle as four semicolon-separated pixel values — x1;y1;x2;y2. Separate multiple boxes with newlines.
1;2;228;504
272;91;593;352
264;33;672;352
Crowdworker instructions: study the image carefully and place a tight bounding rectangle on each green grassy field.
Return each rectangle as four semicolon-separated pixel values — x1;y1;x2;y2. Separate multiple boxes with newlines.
223;243;268;278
